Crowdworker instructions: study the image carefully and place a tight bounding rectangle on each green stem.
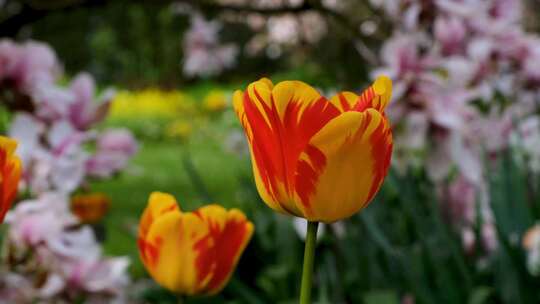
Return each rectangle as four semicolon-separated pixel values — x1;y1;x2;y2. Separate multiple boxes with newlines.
300;221;319;304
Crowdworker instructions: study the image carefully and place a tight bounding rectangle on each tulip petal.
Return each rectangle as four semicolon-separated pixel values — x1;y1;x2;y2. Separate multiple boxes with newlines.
328;91;359;112
303;109;393;222
139;192;180;239
0;136;17;156
234;79;340;217
144;211;210;295
0;136;22;222
328;76;392;113
138;192;254;296
355;76;392;112
192;205;254;295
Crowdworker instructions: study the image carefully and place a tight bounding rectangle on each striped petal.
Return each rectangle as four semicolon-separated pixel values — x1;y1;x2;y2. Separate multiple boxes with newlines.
0;136;22;223
303;109;393;222
233;79;340;217
138;192;180;240
144;211;208;295
192;205;254;295
137;193;254;296
354;76;392;112
328;76;393;113
328;91;359;112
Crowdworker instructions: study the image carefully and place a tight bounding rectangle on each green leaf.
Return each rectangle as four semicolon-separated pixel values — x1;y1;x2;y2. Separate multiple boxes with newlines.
363;290;399;304
468;287;493;304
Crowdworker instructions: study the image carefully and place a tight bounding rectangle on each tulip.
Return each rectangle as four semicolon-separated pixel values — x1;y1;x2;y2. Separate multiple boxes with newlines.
137;192;254;296
233;76;393;223
0;136;22;223
71;192;111;223
234;76;393;303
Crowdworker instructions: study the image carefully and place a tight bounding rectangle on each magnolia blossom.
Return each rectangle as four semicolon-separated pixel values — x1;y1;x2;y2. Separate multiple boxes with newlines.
0;39;60;92
2;193;130;302
3;39;137;194
512;116;540;172
293;217;327;242
69;73;114;131
86;129;138;178
1;39;135;301
183;15;238;77
372;0;540;253
441;174;497;255
9;115;88;194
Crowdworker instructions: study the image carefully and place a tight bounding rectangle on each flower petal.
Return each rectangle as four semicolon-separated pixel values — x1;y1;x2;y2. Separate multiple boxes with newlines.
328;76;393;113
143;211;209;295
0;136;22;222
234;79;340;217
304;109;393;222
355;76;392;112
328;91;359;112
0;136;18;157
138;192;180;239
192;205;254;295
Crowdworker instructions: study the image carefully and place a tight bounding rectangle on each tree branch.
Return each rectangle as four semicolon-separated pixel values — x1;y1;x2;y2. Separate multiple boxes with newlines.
177;0;313;15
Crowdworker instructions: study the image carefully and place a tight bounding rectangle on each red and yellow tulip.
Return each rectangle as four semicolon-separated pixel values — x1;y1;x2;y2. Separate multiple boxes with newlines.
0;136;22;223
137;192;254;295
71;192;111;223
233;76;393;223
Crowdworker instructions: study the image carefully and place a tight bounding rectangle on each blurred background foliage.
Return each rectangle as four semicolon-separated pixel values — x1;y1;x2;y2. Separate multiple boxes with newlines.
1;0;380;88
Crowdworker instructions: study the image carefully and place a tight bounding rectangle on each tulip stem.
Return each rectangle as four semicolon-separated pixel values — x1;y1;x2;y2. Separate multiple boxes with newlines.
177;295;185;304
300;220;319;304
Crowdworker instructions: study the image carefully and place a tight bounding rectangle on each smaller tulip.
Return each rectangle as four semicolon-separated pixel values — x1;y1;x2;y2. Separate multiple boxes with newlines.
137;192;254;296
0;136;22;223
71;192;111;223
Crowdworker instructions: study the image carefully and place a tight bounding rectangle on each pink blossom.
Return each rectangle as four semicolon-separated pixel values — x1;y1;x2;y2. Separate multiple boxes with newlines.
69;73;113;130
434;16;467;55
0;39;20;81
183;15;238;77
481;223;498;254
97;128;138;156
30;83;74;121
514;116;540;172
86;129;137;178
2;40;61;92
66;258;130;295
522;38;540;84
3;192;130;301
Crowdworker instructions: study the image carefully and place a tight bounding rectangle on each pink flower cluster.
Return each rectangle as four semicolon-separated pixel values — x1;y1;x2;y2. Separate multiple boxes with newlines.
0;193;129;303
182;15;239;78
371;0;540;254
1;39;138;195
1;39;136;301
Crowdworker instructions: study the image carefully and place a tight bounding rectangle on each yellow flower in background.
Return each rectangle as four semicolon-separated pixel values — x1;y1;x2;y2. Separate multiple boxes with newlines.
165;120;192;140
202;90;228;113
137;192;254;295
71;192;111;223
110;89;194;120
233;76;393;223
0;136;22;223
